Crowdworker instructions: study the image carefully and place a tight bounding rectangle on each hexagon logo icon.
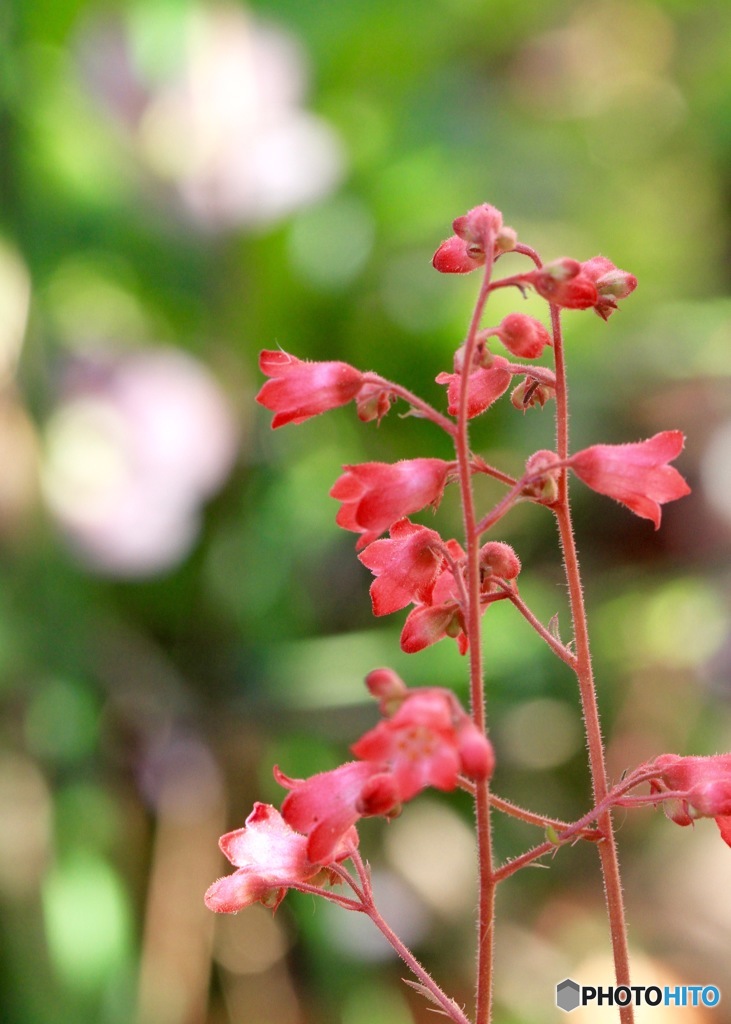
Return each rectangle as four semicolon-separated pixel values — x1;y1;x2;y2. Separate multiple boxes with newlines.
556;978;581;1012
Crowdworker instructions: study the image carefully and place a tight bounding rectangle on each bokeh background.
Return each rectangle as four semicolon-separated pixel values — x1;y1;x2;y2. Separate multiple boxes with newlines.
1;0;731;1021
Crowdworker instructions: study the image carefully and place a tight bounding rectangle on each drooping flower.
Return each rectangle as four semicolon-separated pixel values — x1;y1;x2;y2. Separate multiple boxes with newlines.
204;803;341;913
330;458;451;549
569;431;690;529
358;518;446;615
256;350;365;427
401;596;466;654
581;256;637;320
495;313;551;359
526;259;598;310
277;761;399;864
647;754;731;848
396;537;517;655
399;539;467;653
432;204;517;273
436;357;513;418
351;688;494;801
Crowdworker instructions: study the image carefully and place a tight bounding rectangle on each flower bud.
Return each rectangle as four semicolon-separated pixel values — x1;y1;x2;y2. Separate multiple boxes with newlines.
365;668;408;714
530;259;598;310
494;225;518;254
479;541;521;581
452;204;504;249
457;722;495;781
497;313;551;359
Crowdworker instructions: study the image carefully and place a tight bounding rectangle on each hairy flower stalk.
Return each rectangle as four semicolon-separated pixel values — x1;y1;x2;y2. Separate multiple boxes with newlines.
550;299;635;1024
206;202;697;1024
452;209;501;1024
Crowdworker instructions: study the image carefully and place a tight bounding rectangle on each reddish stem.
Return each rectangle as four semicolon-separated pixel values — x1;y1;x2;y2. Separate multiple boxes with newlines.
551;303;635;1024
362;373;457;435
502;586;578;668
349;849;472;1024
454;245;498;1024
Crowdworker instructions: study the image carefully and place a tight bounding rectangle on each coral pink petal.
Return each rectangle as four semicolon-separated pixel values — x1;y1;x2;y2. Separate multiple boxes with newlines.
432;236;483;274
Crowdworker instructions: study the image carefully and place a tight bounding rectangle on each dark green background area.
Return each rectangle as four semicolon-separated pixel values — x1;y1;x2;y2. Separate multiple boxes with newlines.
1;1;730;1022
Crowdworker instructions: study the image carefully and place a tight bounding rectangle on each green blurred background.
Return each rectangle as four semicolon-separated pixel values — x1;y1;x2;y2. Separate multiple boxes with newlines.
1;0;731;1021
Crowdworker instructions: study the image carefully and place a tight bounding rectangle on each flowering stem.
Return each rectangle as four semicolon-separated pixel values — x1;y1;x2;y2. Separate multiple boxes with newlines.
362;374;458;436
472;480;526;538
289;881;364;912
454;242;498;1024
551;304;634;1024
501;586;578;668
493;768;666;882
349;850;472;1024
470;456;517;487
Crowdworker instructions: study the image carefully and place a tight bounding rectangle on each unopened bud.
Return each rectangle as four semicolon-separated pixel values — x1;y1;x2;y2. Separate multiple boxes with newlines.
497;312;551;359
479;541;521;581
365;668;408;715
457;722;495;781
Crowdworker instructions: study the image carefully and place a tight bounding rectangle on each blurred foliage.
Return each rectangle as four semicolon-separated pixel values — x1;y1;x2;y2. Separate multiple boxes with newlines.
1;0;731;1022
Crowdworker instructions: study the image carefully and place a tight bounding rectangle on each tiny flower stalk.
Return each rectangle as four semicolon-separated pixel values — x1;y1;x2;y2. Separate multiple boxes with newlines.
208;202;695;1024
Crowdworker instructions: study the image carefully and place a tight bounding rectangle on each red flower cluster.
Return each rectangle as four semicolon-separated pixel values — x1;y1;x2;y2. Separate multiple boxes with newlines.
359;518;520;655
205;675;494;912
525;257;636;317
433;219;637;320
432;203;517;273
213;200;701;945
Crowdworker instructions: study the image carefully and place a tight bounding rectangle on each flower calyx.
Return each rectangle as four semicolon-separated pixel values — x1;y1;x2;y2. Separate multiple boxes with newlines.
522;449;563;506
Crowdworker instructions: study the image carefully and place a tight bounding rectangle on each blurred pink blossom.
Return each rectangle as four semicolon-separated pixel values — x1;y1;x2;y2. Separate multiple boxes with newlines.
42;348;238;576
77;5;344;230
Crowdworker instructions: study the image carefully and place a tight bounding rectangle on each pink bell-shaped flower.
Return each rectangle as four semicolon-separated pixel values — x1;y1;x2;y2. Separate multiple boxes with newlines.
352;688;494;801
358;518;446;615
278;761;398;865
647;753;731;848
496;313;551;359
330;459;451;549
204;803;341;913
569;431;690;529
436;357;513;418
256;350;365;427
